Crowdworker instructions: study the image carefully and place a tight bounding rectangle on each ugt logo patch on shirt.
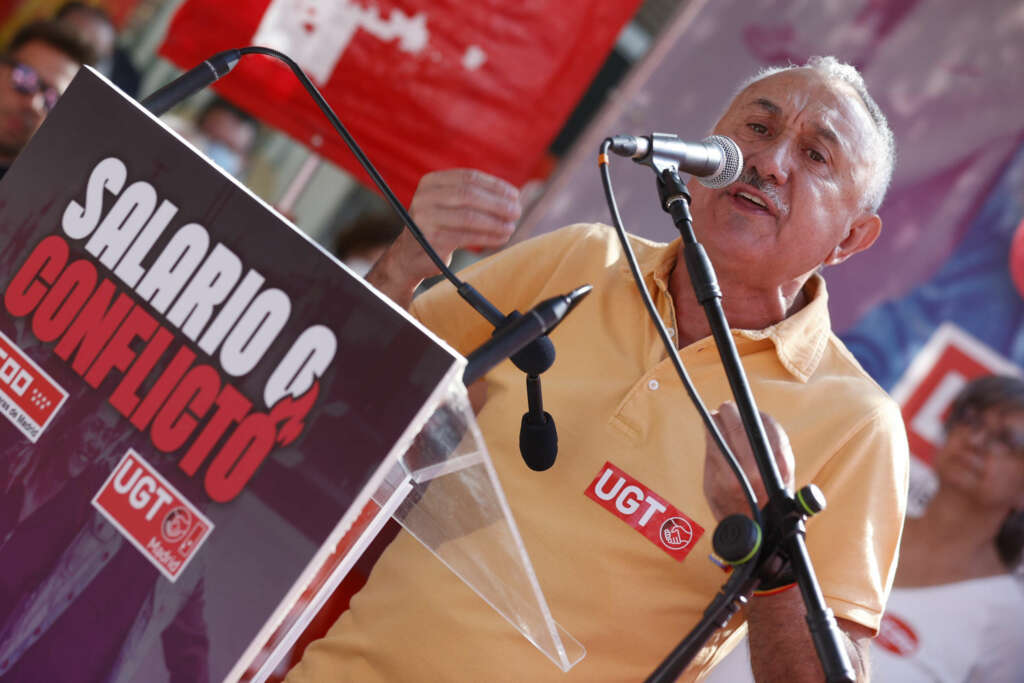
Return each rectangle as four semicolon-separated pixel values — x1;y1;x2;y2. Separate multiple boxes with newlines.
584;461;704;562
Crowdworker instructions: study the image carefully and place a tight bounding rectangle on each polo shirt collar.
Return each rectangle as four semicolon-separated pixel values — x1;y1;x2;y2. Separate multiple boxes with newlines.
619;234;680;291
737;274;831;383
623;238;831;383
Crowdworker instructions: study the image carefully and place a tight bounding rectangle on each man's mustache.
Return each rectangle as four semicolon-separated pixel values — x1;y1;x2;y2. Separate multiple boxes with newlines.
737;167;788;216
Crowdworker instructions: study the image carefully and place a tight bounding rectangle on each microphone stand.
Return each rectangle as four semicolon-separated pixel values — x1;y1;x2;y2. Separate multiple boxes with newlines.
645;169;853;683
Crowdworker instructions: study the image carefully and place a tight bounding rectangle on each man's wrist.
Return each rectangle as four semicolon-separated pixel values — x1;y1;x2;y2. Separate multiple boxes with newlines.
366;247;421;308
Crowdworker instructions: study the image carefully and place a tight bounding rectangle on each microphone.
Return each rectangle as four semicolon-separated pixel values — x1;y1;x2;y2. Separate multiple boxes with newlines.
608;133;742;189
462;285;590;471
520;373;556;471
141;49;242;116
463;286;590;384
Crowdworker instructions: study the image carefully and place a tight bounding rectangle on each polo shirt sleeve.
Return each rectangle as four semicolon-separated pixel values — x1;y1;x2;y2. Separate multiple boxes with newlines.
803;395;909;634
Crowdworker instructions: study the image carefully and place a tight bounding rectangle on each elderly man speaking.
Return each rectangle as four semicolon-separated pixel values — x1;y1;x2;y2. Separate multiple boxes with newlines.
289;56;908;683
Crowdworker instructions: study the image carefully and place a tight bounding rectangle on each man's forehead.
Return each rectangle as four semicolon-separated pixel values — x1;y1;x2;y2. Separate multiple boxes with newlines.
748;95;842;145
726;70;877;151
733;70;868;129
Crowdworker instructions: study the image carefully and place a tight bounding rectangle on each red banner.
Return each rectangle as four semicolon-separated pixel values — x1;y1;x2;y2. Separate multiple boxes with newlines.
159;0;641;204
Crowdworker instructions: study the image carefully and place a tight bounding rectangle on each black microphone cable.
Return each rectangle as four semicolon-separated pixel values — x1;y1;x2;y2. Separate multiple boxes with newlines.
141;46;574;471
596;139;759;522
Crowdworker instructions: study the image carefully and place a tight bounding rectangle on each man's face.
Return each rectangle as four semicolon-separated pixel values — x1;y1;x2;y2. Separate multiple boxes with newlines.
0;40;80;162
687;68;881;289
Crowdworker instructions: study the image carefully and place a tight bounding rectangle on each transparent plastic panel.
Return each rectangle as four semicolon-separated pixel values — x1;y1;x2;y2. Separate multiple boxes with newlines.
373;378;586;672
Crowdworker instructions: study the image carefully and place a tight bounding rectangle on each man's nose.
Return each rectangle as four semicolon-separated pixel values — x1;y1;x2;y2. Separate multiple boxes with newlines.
746;138;791;185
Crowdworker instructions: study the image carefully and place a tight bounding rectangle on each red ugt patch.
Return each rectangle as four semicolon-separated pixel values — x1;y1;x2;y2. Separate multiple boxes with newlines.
584;461;704;562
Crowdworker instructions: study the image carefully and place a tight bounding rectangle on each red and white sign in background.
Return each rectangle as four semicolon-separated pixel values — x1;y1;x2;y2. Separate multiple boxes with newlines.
160;0;643;204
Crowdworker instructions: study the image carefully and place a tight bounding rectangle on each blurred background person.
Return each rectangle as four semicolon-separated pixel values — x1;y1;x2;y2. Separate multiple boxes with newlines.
333;211;404;277
54;1;140;96
874;374;1024;681
171;95;260;180
0;19;92;180
708;374;1024;682
192;96;258;179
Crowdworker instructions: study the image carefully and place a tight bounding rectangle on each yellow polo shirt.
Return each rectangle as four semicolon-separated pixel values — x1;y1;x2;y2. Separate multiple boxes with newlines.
289;223;909;682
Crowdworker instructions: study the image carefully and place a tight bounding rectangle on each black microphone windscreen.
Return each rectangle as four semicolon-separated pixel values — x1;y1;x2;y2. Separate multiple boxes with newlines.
510;335;556;375
519;411;558;471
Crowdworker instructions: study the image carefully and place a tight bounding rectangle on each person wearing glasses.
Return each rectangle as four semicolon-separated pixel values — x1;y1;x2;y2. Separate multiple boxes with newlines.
874;374;1024;681
0;20;93;181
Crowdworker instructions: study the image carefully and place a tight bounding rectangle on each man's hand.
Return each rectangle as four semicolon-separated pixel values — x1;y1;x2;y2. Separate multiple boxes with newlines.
704;404;873;680
703;401;795;520
367;169;521;307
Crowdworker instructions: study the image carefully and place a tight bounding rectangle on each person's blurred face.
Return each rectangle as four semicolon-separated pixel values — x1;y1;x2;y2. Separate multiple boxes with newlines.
934;407;1024;509
687;68;882;288
58;9;115;75
198;107;256;177
0;40;80;163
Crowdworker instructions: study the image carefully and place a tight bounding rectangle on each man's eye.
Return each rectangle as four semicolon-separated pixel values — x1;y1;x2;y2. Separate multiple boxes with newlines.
807;149;826;164
747;123;768;135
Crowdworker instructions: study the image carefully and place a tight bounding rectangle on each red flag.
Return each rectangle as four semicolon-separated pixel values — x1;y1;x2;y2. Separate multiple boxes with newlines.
159;0;642;204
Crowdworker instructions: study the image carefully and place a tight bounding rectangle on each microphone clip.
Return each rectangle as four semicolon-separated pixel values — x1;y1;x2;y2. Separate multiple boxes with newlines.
497;309;558;473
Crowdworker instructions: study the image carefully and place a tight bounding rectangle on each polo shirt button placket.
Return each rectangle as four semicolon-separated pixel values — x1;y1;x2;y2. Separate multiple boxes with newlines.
648;379;660;391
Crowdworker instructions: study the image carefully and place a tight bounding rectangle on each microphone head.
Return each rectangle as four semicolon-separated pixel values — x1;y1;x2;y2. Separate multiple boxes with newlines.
520;411;558;471
698;135;743;189
510;335;556;375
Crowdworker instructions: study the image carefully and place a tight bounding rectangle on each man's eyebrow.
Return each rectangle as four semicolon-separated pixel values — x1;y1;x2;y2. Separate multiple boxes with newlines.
812;123;840;148
748;97;781;115
748;97;842;148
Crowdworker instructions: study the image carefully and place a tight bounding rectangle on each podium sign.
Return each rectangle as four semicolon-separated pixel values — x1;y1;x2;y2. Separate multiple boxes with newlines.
0;68;463;682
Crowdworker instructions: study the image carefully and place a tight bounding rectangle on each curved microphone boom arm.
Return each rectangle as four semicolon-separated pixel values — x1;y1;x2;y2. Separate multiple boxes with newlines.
141;47;578;471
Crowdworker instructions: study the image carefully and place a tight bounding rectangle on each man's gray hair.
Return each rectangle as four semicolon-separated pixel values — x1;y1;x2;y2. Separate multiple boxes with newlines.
736;56;895;212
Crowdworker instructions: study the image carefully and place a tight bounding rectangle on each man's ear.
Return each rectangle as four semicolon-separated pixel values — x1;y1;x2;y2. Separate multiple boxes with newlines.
824;212;882;266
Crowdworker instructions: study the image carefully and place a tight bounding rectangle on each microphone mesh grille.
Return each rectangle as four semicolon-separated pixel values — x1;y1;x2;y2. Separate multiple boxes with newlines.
699;135;743;189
